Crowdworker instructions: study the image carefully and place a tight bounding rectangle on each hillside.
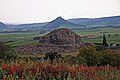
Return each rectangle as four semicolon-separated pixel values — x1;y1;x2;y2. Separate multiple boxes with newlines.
68;16;120;26
16;23;48;28
8;17;83;30
43;16;82;29
5;16;120;31
0;22;7;29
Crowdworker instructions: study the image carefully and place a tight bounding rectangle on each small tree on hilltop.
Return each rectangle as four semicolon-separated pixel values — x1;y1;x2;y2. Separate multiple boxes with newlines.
102;34;107;46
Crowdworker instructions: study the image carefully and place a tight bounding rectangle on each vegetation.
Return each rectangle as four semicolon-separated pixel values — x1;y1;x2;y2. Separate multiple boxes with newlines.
0;27;120;47
78;45;120;66
0;42;17;62
0;41;120;79
74;27;120;44
0;16;120;80
0;59;120;80
0;32;40;47
0;27;120;79
102;34;107;46
44;52;62;62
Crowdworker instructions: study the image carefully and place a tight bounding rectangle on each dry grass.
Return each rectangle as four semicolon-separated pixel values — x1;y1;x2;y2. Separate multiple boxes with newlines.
18;54;44;58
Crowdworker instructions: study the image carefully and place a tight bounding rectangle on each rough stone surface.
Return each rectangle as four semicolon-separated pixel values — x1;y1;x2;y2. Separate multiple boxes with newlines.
39;28;82;45
16;28;90;54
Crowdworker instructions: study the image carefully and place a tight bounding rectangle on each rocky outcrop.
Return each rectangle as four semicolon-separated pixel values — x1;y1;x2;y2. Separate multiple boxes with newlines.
16;43;85;54
16;28;88;54
39;28;82;45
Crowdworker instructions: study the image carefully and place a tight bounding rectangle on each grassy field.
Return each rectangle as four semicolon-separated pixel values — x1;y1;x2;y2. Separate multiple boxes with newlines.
74;27;120;44
0;27;120;47
0;32;41;47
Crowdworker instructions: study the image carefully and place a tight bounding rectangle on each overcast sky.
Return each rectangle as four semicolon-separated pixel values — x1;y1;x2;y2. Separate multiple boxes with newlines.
0;0;120;23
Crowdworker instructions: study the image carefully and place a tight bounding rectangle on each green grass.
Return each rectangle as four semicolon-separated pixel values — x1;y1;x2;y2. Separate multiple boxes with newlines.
0;27;120;47
74;27;120;44
0;32;40;41
7;40;39;47
73;29;99;36
83;37;120;44
0;32;42;47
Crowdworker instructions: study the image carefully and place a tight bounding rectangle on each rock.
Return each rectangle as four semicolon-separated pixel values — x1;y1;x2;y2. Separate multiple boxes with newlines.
39;28;82;45
16;28;89;54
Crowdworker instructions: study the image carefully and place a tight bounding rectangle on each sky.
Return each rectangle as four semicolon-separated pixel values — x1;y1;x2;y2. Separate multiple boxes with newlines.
0;0;120;23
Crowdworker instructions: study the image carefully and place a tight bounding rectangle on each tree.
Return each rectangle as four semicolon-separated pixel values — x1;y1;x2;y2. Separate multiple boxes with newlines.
44;52;62;62
108;34;111;37
78;45;120;66
78;45;100;66
102;34;107;46
0;41;17;62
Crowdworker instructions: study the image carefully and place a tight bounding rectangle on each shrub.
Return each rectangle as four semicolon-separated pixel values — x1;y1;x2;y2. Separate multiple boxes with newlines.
44;52;62;62
0;41;17;62
0;59;120;80
78;45;100;66
78;45;120;66
71;56;87;65
99;49;120;66
64;55;87;65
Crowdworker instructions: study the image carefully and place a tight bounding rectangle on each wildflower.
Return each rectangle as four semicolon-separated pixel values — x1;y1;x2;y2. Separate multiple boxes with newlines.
1;78;5;80
10;66;18;74
55;73;59;77
1;64;9;69
87;75;91;80
30;68;37;76
53;67;59;71
60;65;65;68
36;64;43;71
107;74;111;77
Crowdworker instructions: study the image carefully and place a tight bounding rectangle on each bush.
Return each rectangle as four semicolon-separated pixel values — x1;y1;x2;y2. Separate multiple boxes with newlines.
78;45;120;66
0;59;120;80
99;49;120;66
44;52;62;62
71;56;87;65
0;41;17;62
78;45;100;66
64;55;87;65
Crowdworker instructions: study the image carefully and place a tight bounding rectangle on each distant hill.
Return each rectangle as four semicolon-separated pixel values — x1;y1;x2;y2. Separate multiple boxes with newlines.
0;22;7;29
6;22;48;31
68;16;120;26
5;16;120;31
43;16;83;29
14;22;48;28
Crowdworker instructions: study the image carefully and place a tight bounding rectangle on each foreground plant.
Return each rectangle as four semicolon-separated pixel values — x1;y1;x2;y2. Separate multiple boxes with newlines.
0;59;120;80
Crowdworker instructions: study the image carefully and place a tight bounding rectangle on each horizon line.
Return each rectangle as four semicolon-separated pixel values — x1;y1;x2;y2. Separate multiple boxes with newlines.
2;15;120;25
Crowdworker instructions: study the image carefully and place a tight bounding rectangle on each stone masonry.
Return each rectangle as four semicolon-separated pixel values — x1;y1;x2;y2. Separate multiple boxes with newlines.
16;28;88;54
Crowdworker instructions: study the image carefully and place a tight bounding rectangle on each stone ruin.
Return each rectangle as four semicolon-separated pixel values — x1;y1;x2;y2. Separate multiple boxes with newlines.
16;28;90;54
39;28;82;45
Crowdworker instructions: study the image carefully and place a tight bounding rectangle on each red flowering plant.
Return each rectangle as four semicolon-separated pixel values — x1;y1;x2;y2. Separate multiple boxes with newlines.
0;58;120;80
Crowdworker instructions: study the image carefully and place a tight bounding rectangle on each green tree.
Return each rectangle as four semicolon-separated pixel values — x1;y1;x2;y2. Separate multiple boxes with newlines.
0;41;17;62
78;45;100;66
99;49;120;66
102;34;107;46
78;45;120;66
